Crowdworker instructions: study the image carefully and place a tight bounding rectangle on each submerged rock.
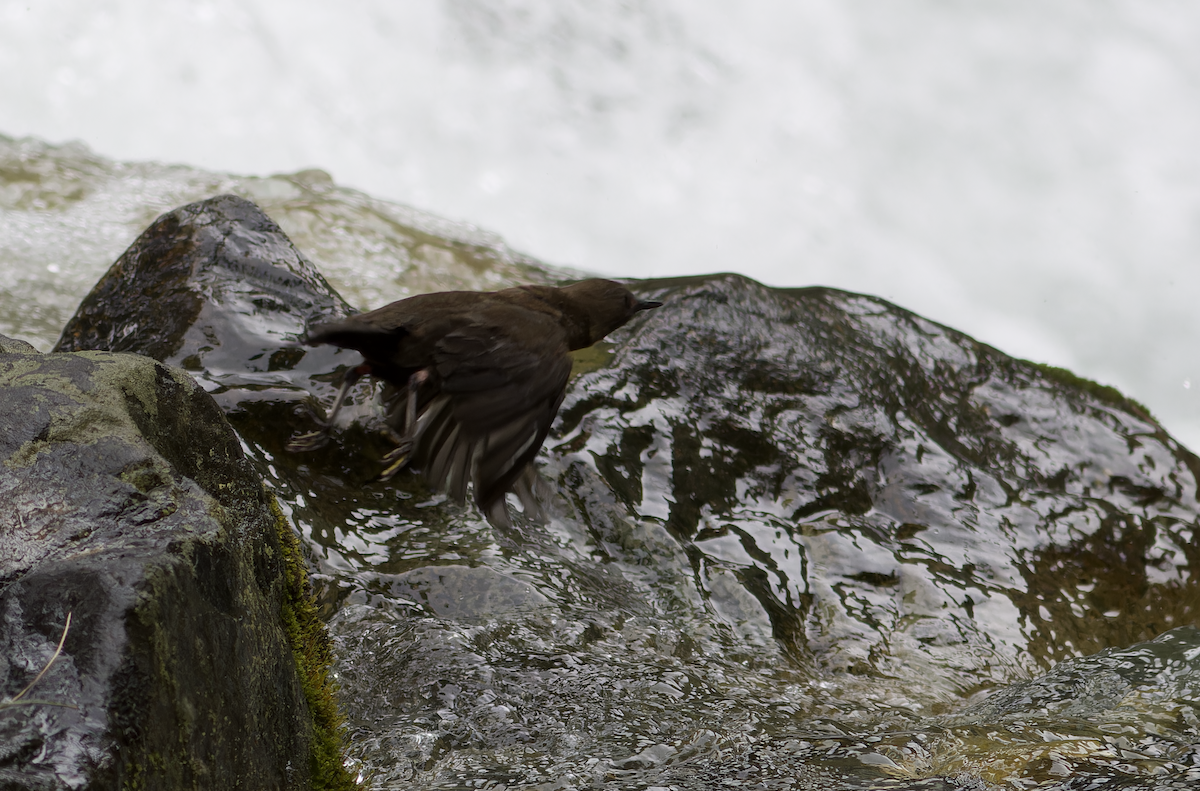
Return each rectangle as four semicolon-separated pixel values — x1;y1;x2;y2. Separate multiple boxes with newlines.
0;337;351;789
50;194;1200;788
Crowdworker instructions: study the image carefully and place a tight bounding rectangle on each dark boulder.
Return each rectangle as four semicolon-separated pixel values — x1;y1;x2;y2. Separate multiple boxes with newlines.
55;192;350;382
556;274;1200;672
0;337;350;790
55;194;386;486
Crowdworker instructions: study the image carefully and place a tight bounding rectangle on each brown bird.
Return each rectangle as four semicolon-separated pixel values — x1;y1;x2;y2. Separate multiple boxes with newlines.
288;279;661;525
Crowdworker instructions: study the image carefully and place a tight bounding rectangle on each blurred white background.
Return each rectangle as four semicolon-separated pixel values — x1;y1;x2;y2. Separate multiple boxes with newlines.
1;0;1197;448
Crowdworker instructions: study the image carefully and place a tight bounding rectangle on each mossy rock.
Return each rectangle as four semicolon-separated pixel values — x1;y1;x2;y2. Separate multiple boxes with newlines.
0;339;353;790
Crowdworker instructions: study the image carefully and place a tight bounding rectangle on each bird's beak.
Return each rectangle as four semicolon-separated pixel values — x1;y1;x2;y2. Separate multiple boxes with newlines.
636;299;663;312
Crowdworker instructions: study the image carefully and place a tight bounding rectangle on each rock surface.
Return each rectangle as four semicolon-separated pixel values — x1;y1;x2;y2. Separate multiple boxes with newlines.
565;274;1200;673
49;194;1200;788
0;337;348;790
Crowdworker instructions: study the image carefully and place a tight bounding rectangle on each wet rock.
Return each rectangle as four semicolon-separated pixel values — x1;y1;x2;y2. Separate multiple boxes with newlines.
55;192;350;372
54;193;404;488
912;626;1200;785
558;274;1200;678
49;195;1200;787
0;336;348;790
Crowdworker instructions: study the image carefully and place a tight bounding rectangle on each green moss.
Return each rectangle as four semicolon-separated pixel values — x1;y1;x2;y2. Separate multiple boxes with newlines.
1030;362;1155;422
569;341;616;379
268;494;357;791
121;756;144;791
121;751;167;791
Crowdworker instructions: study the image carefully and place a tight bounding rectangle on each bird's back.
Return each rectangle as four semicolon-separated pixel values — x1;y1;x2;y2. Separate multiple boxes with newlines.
306;288;567;370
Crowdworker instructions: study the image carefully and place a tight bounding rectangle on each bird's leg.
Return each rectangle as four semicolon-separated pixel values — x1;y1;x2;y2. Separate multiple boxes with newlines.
286;363;371;452
379;368;429;479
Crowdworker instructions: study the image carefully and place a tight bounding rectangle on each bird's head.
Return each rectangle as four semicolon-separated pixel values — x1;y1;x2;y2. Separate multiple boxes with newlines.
559;278;663;348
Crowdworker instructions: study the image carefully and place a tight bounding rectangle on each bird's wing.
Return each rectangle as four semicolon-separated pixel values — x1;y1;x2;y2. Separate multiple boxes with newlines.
415;307;571;512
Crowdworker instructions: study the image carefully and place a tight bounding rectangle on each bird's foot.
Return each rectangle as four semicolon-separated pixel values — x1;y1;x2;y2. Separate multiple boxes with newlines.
378;436;414;481
286;429;330;453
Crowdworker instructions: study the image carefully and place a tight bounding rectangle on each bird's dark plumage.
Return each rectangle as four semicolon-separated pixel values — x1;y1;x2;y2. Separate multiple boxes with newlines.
289;279;661;525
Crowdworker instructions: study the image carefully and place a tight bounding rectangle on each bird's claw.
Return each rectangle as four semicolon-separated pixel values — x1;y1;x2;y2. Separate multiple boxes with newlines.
378;437;414;480
286;430;330;453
